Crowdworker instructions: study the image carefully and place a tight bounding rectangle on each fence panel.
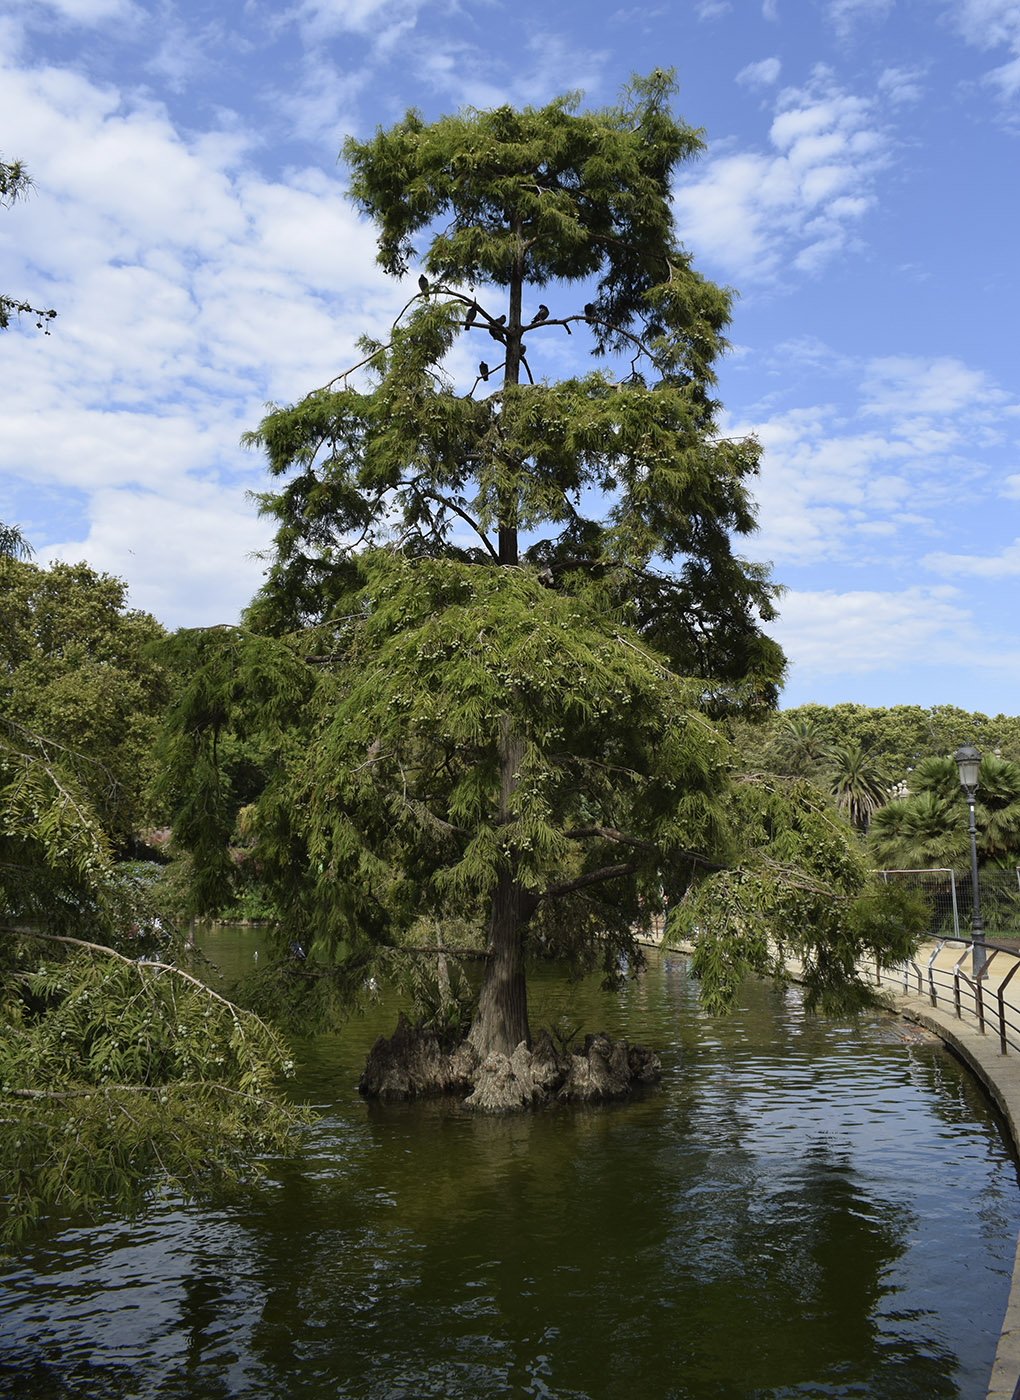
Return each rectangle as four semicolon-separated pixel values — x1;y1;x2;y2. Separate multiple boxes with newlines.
877;868;1020;939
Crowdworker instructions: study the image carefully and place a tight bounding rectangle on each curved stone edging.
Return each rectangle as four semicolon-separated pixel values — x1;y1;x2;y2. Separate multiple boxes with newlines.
883;991;1020;1400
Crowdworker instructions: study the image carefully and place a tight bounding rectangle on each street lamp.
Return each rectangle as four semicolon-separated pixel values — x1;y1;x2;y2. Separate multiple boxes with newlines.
954;743;985;977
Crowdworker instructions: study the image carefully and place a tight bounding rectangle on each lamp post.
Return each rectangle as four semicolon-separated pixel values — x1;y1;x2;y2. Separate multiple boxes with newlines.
954;743;985;978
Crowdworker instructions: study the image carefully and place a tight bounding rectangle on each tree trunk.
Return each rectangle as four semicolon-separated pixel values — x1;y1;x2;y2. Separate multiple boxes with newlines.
465;241;536;1062
467;704;535;1059
467;867;534;1059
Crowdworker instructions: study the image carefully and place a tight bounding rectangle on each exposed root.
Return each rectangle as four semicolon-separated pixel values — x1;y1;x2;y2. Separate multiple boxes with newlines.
359;1017;661;1111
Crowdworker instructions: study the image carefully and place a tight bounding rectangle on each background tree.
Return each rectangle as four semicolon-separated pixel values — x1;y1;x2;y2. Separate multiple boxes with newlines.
163;74;922;1101
766;715;832;778
826;742;888;832
0;538;307;1247
0;559;169;848
758;703;1020;779
869;754;1020;871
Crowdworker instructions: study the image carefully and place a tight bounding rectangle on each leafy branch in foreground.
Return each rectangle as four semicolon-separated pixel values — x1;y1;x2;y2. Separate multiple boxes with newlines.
0;930;310;1250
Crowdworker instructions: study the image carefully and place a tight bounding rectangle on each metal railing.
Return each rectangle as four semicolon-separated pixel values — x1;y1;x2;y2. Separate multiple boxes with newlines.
861;938;1020;1056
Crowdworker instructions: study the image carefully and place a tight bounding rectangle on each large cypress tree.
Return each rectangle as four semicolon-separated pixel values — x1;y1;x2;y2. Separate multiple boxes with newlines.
164;75;878;1092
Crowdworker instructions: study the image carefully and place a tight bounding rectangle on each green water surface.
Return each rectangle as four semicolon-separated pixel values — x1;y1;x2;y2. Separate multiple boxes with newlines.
1;931;1017;1400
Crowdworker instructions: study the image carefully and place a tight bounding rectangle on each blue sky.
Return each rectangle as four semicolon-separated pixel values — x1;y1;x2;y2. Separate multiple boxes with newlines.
1;0;1018;713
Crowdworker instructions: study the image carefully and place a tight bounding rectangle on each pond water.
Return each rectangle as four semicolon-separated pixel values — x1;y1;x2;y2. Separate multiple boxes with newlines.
1;928;1019;1400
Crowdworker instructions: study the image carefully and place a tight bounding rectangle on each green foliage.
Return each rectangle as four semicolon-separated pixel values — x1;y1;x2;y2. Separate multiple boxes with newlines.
671;775;925;1014
869;753;1020;872
0;930;308;1250
766;715;833;778
163;555;731;972
826;742;889;831
757;702;1020;781
162;75;932;1051
244;71;784;703
0;520;32;563
0;559;168;846
0;715;114;938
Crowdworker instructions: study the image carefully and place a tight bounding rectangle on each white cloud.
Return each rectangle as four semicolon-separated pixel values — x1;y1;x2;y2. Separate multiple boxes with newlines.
771;585;974;676
728;349;1019;570
860;356;1013;420
924;539;1020;579
737;57;781;88
951;0;1020;99
825;0;893;35
12;0;139;23
877;65;926;104
37;482;276;628
288;0;423;41
0;55;396;627
673;70;887;281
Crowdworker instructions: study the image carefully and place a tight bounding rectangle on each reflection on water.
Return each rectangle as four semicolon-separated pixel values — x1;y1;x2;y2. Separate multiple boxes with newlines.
1;935;1018;1400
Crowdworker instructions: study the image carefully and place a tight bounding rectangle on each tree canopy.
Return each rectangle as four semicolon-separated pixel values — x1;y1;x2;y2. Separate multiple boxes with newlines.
1;559;169;847
160;73;921;1102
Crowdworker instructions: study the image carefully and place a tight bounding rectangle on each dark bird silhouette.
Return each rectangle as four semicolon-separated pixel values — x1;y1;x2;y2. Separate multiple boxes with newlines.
465;302;478;327
487;313;506;342
534;304;549;322
479;361;490;381
584;302;596;320
418;273;430;295
289;939;307;960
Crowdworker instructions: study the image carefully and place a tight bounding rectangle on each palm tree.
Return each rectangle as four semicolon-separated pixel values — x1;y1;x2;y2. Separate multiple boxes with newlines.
869;790;965;870
868;753;1020;870
826;743;888;831
769;716;832;778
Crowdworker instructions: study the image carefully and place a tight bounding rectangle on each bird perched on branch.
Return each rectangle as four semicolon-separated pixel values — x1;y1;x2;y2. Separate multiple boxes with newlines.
418;273;430;295
534;304;549;322
479;361;490;381
465;302;478;327
583;302;596;321
488;314;506;341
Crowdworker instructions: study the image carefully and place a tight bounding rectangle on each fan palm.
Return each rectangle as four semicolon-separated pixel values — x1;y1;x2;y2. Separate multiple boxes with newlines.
869;790;965;869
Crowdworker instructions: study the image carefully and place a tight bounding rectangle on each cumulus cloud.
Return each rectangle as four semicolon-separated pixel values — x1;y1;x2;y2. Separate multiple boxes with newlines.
0;55;395;627
673;69;888;282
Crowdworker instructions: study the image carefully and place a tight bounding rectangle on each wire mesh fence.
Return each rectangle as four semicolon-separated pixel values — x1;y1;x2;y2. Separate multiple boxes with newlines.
877;867;1020;938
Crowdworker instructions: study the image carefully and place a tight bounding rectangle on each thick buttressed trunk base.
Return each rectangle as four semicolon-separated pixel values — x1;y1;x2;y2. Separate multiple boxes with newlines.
358;1016;661;1112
